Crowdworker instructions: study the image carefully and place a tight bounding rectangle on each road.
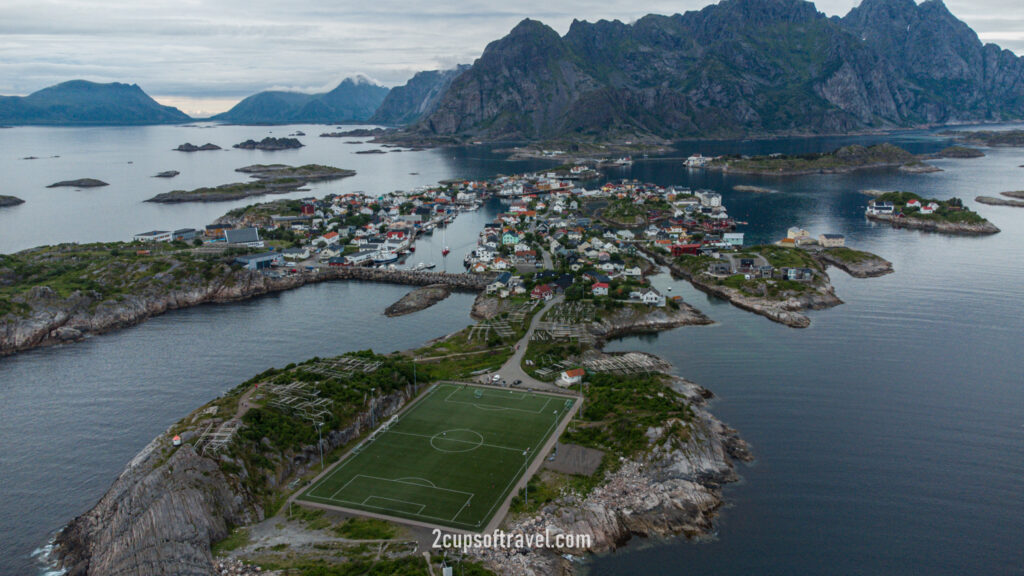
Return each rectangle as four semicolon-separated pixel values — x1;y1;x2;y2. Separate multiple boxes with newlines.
488;295;564;393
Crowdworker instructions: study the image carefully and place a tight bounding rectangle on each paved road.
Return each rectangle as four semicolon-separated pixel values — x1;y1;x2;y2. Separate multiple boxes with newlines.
487;295;564;393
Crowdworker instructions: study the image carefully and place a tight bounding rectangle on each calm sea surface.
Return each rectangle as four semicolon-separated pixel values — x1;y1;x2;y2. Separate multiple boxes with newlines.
0;125;1022;575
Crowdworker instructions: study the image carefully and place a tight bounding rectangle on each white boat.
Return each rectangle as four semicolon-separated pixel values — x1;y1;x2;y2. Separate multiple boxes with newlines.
373;250;399;265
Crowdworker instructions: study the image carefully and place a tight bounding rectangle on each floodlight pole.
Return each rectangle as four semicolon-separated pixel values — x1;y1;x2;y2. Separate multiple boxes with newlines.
316;422;324;471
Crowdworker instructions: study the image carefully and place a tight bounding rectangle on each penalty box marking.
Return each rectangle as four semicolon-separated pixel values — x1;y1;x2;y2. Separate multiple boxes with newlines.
443;387;553;414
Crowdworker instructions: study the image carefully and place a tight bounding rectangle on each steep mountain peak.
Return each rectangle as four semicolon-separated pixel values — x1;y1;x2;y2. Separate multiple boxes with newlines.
708;0;822;24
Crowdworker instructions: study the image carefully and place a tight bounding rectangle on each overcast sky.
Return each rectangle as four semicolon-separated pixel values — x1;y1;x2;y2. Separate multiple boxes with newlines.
1;0;1022;116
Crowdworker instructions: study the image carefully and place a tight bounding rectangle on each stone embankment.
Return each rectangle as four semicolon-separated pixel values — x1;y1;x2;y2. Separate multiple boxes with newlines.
0;267;492;357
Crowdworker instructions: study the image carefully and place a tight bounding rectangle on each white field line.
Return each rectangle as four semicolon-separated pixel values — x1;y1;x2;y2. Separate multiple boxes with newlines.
363;495;427;514
387;429;523;453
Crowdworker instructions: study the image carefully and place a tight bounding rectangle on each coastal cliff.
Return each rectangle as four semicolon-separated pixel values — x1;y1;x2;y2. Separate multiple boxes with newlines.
0;267;307;356
53;385;414;576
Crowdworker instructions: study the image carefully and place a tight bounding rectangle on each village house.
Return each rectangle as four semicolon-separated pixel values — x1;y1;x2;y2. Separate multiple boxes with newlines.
819;233;845;247
557;368;585;388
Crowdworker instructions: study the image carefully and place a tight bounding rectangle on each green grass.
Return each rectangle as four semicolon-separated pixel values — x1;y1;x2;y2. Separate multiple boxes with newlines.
299;383;575;531
212;527;251;555
331;517;397;540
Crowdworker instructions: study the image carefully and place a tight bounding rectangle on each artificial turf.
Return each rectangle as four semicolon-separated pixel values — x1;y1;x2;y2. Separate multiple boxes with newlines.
299;382;575;530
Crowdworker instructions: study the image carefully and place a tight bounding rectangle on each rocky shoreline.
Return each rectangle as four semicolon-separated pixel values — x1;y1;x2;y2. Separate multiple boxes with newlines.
814;250;894;278
469;376;750;576
51;386;415;576
0;266;493;358
642;248;840;328
865;212;1000;235
0;194;25;207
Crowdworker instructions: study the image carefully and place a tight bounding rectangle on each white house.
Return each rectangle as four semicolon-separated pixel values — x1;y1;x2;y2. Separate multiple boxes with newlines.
640;289;666;307
556;368;585;388
133;230;171;243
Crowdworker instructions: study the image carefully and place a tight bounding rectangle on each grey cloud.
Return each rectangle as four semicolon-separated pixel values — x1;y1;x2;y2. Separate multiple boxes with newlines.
0;0;1021;109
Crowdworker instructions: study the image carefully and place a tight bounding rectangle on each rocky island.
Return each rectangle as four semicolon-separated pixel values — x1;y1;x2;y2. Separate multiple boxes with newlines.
175;142;221;152
0;195;25;207
866;191;1000;235
708;143;940;176
975;191;1024;207
153;170;180;178
932;145;985;159
384;284;452;316
642;243;892;328
233;137;303;151
50;295;747;576
944;129;1024;147
815;247;894;278
145;164;355;203
46;178;108;188
319;127;391;138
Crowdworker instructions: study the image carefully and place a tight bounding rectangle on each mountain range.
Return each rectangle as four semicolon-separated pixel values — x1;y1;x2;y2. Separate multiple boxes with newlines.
3;0;1023;141
411;0;1024;141
0;80;189;126
211;77;389;124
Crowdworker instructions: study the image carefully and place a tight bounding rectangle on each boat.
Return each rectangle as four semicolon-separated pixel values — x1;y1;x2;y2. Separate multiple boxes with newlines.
409;245;416;253
441;226;450;257
372;250;399;265
442;246;450;257
424;262;436;269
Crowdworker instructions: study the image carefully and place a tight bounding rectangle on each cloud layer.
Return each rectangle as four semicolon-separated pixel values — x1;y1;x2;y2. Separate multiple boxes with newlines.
1;0;1020;115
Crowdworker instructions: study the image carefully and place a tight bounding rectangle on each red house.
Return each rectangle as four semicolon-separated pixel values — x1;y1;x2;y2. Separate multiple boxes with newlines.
531;284;554;300
671;244;701;256
300;203;315;215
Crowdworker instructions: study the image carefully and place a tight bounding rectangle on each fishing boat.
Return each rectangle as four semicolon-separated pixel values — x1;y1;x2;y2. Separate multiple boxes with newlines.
372;250;399;265
441;226;450;257
442;246;450;257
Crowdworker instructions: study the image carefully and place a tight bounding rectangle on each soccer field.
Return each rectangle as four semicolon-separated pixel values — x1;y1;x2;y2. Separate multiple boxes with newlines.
299;383;576;531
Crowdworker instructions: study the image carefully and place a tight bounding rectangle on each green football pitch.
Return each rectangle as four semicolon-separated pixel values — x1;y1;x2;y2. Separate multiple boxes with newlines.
298;382;576;531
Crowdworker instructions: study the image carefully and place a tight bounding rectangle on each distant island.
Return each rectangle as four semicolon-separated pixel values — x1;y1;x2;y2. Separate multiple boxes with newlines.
707;144;939;176
932;145;985;159
866;191;1000;235
943;130;1024;147
233;137;303;151
175;143;221;152
975;191;1024;207
0;80;189;126
47;178;108;188
153;171;180;178
211;77;388;124
0;195;25;207
145;164;354;203
320;128;391;138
